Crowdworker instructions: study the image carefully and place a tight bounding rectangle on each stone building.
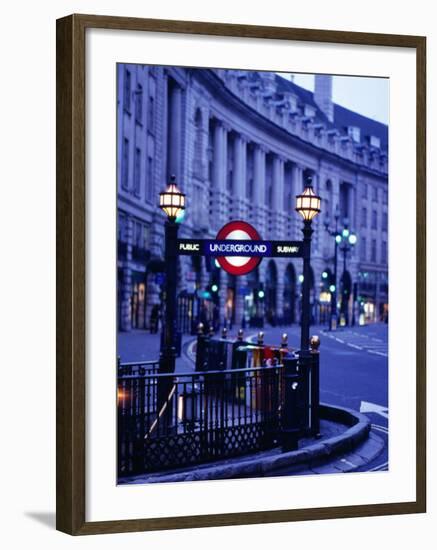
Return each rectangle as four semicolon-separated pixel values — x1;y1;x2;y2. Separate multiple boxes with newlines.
117;64;388;332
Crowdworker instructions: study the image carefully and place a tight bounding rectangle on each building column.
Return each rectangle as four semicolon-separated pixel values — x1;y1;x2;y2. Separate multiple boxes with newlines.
233;134;247;219
311;171;321;253
348;185;356;230
167;81;182;181
254;144;267;235
292;163;304;239
292;163;304;192
272;155;285;237
212;120;228;227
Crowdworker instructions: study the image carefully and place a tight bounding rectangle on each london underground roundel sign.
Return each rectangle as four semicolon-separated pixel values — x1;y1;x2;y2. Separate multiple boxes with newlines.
215;220;262;275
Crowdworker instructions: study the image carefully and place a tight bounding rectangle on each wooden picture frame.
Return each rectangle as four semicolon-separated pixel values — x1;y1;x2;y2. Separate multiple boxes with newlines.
56;13;426;535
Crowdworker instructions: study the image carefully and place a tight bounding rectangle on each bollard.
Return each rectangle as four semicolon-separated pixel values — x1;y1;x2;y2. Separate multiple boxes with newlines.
310;335;321;437
195;322;206;372
221;326;228;339
279;333;288;366
281;353;301;452
257;331;264;346
237;328;244;341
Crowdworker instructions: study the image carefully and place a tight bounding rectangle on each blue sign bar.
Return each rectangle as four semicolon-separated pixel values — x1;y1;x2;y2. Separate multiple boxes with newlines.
177;239;303;258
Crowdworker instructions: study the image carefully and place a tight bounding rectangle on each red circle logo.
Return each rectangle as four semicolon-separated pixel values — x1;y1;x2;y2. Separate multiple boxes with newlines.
215;221;262;275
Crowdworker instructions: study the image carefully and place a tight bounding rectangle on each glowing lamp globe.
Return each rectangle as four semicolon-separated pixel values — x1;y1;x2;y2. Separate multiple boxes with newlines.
159;175;186;221
295;183;321;221
349;234;358;245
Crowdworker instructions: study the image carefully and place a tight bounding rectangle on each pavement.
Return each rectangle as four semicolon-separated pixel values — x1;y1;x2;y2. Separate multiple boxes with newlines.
119;406;382;484
118;321;389;477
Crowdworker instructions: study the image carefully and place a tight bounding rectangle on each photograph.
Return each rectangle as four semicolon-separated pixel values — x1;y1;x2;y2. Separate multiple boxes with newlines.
116;64;389;485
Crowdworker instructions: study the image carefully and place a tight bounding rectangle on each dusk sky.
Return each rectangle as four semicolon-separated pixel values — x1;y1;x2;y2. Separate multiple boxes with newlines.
283;73;389;125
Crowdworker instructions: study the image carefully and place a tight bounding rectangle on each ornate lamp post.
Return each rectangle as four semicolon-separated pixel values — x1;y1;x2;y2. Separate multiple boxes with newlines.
324;205;340;331
295;179;321;354
158;175;186;374
338;222;357;326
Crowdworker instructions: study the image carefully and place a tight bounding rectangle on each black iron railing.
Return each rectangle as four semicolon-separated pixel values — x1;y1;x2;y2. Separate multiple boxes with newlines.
118;364;284;476
117;359;159;378
117;333;321;478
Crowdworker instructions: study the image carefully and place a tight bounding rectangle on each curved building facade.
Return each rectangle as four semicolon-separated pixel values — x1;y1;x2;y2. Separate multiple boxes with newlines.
117;64;388;332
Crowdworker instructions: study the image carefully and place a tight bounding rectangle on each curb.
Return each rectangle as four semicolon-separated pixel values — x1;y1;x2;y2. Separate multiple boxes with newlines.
125;403;371;484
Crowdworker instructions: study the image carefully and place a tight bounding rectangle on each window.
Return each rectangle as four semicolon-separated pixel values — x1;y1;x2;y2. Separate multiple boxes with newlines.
360;237;367;261
372;186;378;201
132;220;149;250
383;190;388;204
369;135;381;148
382;212;388;231
148;96;154;132
348;126;361;143
135;84;143;123
304;105;316;118
371;210;377;230
123;69;131;112
133;148;141;197
121;138;129;190
371;239;377;262
362;183;368;198
361;207;367;227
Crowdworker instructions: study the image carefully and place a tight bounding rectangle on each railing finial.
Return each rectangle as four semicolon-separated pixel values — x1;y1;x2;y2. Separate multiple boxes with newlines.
310;335;320;353
257;331;264;346
221;326;228;339
237;328;244;341
197;322;204;335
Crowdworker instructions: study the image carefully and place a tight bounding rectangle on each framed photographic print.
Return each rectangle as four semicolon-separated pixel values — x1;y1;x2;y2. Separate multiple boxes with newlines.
56;14;426;535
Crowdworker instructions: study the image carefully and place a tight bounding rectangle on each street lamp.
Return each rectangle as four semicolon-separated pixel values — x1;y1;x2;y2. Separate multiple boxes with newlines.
324;205;340;331
158;175;186;374
295;179;321;354
159;175;186;220
338;219;357;326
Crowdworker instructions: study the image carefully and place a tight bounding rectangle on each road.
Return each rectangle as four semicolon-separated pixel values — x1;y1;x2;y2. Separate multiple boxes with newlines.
247;322;389;472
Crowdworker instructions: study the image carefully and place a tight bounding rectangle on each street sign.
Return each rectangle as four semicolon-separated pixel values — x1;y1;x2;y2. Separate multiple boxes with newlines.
176;220;304;275
215;220;262;275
